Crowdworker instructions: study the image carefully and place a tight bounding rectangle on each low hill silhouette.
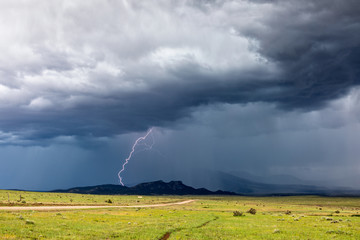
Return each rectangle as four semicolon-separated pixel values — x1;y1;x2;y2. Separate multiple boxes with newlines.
53;180;237;195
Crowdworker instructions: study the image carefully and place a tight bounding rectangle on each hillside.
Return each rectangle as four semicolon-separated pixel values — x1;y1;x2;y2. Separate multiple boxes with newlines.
53;180;237;195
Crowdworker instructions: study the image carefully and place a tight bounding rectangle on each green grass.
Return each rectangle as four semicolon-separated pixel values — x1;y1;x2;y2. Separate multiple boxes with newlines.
0;190;182;206
0;190;359;239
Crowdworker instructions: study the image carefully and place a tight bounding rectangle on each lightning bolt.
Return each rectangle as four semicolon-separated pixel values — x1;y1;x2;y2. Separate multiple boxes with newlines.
118;127;154;186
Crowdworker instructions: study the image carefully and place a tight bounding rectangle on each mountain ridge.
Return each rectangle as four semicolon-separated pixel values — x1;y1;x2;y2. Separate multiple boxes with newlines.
52;180;237;195
52;178;360;197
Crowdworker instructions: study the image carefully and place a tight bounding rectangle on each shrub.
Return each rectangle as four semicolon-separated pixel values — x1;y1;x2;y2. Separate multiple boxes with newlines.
25;220;35;225
106;199;113;203
247;208;256;215
273;229;281;234
335;210;340;214
233;211;243;217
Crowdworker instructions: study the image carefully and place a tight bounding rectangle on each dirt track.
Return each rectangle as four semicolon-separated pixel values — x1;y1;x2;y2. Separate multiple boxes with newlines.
0;200;195;211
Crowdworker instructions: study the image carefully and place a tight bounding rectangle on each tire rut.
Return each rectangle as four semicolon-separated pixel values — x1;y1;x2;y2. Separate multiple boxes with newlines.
158;216;219;240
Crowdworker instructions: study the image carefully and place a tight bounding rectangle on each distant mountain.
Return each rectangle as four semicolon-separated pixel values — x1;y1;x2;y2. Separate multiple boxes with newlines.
211;171;328;195
53;180;237;195
172;170;360;196
52;174;360;196
179;170;327;195
227;170;309;185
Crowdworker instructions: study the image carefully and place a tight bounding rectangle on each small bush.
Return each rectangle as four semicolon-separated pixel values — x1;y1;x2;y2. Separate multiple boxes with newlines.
335;210;340;214
247;208;256;215
106;199;113;203
273;229;281;234
25;220;35;225
233;211;243;217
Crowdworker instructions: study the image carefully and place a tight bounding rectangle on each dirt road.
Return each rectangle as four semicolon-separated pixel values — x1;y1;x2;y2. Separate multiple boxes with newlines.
0;200;195;211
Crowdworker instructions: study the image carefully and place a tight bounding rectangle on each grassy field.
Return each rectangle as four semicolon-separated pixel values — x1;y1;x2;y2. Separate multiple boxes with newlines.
0;190;359;239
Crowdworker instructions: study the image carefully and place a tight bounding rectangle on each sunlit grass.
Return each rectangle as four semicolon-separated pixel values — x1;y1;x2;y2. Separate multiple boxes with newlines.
0;190;359;239
0;189;183;206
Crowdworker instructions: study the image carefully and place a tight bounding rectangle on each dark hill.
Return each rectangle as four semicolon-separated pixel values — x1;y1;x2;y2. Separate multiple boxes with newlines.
52;178;360;196
53;180;237;195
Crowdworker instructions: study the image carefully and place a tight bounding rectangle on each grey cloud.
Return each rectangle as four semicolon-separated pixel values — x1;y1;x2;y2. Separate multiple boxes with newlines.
116;101;360;189
242;0;360;108
0;0;359;142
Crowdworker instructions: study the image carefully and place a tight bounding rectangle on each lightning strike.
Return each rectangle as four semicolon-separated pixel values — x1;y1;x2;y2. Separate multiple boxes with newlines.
118;127;154;186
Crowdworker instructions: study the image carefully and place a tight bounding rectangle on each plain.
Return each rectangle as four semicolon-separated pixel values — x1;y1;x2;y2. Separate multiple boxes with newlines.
0;190;359;239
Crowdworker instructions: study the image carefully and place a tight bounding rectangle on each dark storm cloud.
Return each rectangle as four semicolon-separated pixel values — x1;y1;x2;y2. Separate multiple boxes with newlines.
245;0;360;109
0;0;359;143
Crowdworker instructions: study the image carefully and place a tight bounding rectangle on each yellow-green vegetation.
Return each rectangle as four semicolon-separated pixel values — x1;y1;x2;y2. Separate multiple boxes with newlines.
0;190;360;239
0;190;180;206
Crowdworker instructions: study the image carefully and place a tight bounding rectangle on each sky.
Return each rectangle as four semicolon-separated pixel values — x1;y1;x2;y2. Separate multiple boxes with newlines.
0;0;359;190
